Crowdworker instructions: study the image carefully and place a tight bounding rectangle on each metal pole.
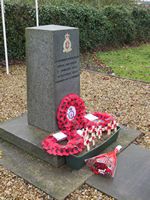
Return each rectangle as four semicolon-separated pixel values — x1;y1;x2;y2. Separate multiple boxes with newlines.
1;0;9;74
35;0;39;26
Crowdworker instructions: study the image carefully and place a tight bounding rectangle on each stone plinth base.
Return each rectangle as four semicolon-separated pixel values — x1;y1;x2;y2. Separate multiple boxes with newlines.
0;114;65;167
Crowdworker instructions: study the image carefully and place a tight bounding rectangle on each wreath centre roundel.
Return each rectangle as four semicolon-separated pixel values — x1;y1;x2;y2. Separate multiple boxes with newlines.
67;106;76;120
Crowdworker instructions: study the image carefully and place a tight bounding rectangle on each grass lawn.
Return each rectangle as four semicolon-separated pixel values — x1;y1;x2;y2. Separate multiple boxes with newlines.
96;44;150;82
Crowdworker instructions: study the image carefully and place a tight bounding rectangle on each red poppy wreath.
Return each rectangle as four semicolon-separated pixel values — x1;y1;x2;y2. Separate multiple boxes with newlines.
82;112;116;133
41;93;119;156
91;112;114;128
41;131;85;156
57;93;86;132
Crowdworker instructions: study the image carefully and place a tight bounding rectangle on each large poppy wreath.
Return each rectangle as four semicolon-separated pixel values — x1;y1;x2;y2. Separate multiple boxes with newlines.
57;93;86;132
42;94;86;156
42;131;84;156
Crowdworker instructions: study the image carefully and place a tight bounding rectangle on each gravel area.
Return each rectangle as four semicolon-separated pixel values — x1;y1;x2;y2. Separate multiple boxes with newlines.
0;65;150;200
0;165;52;200
0;66;27;122
81;70;150;148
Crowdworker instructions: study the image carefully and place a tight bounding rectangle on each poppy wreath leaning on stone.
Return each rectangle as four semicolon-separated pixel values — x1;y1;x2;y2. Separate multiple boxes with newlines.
41;130;85;156
57;93;86;133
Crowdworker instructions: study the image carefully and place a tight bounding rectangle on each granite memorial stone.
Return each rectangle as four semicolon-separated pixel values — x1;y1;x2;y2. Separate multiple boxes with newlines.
26;25;80;132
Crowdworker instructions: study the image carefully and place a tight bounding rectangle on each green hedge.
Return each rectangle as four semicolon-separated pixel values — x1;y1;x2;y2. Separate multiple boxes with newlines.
0;4;150;60
132;7;150;42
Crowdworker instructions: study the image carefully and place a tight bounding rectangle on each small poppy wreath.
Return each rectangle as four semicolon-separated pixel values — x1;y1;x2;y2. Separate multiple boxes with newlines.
82;112;115;130
42;131;85;156
93;112;115;127
57;93;86;132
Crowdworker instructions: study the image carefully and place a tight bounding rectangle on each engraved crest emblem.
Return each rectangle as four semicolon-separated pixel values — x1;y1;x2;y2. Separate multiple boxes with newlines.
63;33;72;53
67;106;76;120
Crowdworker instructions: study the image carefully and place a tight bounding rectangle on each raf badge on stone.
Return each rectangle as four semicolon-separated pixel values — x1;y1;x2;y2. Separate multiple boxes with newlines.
63;33;72;53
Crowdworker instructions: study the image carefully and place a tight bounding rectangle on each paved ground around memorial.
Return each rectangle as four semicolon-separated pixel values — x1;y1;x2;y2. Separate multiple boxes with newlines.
0;138;93;200
87;144;150;200
0;126;140;200
0;65;150;199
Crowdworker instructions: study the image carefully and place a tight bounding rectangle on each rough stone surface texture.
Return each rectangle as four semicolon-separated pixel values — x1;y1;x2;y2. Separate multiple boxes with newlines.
0;65;149;200
26;25;80;132
0;114;65;167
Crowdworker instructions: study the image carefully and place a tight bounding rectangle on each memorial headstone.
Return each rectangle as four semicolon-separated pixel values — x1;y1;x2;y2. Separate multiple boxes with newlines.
26;25;80;132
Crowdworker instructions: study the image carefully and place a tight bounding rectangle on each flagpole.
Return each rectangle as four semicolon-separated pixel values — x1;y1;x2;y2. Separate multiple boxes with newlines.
1;0;9;74
35;0;39;26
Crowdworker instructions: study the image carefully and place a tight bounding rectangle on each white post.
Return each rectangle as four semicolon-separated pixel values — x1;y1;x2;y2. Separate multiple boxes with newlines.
35;0;39;26
1;0;9;74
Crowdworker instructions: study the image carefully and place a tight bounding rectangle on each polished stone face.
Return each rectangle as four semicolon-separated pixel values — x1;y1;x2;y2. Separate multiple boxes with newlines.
26;25;80;132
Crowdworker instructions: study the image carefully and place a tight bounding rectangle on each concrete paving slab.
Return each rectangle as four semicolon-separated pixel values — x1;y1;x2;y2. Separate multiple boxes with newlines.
86;144;150;200
0;119;141;200
0;138;92;200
